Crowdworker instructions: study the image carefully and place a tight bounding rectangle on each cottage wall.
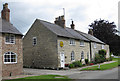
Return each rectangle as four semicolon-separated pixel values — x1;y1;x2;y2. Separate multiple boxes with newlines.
2;34;23;77
23;20;58;68
57;37;90;67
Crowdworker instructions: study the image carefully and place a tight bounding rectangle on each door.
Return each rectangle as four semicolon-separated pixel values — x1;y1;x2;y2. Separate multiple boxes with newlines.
60;52;65;68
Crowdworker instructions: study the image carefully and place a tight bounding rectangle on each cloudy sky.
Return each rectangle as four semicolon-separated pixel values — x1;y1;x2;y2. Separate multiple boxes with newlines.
0;0;119;35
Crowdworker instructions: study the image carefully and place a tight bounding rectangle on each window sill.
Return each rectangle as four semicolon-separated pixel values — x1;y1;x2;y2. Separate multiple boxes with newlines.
71;60;75;62
80;45;85;47
69;44;76;46
5;42;15;44
4;62;17;64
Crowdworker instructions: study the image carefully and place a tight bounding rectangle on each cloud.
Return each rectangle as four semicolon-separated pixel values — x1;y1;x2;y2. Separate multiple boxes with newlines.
0;0;119;34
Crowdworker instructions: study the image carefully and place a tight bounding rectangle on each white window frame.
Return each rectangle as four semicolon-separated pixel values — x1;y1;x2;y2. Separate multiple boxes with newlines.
70;39;75;45
94;43;97;48
102;45;104;49
33;37;37;45
5;34;15;44
81;51;84;59
4;52;17;64
71;51;75;61
80;40;85;46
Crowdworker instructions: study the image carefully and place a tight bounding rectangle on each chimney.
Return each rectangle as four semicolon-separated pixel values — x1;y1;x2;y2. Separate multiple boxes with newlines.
70;20;75;29
1;3;10;22
54;15;65;28
88;28;93;35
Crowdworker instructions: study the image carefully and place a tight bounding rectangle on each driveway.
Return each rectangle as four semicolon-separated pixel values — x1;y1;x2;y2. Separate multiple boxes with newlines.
23;67;118;79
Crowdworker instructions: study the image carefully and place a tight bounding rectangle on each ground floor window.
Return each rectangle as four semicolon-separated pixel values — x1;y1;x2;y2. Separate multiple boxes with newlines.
4;52;17;64
81;51;84;59
71;51;75;61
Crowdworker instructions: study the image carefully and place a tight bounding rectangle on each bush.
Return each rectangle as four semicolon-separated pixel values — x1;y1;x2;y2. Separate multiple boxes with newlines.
95;53;101;64
69;64;75;68
72;61;82;67
85;59;89;64
99;49;106;57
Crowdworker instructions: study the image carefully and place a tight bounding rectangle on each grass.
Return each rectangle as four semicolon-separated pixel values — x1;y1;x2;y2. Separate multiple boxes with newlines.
5;75;71;81
81;58;119;71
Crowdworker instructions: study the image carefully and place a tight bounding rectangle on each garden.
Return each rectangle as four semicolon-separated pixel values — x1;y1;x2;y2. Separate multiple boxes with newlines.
65;49;118;70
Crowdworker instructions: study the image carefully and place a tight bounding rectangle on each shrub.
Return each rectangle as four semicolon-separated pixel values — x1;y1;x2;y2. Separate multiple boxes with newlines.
95;53;101;64
85;59;89;64
99;49;106;57
72;61;82;67
69;64;75;68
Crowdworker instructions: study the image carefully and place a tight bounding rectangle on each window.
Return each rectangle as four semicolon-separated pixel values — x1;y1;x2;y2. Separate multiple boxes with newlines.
33;37;37;45
70;39;75;45
81;51;84;59
4;52;17;64
94;43;97;48
87;52;89;59
80;40;84;46
102;45;104;49
5;34;15;44
71;51;75;61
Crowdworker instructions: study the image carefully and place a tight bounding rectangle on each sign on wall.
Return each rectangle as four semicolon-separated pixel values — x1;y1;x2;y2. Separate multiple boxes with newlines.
60;41;64;47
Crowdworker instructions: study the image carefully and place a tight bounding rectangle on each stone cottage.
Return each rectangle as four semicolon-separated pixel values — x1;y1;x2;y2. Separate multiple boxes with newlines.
23;15;109;69
0;3;23;77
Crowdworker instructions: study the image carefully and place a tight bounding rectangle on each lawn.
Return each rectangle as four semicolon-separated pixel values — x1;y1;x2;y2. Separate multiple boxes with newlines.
81;58;119;71
5;75;71;81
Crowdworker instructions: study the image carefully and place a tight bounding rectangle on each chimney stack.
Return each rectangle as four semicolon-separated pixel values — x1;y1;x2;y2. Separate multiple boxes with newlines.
1;3;10;22
54;15;65;28
70;20;75;29
88;28;93;35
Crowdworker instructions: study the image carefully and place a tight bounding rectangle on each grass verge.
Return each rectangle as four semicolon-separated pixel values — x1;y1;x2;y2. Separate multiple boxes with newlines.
5;75;71;81
81;58;119;71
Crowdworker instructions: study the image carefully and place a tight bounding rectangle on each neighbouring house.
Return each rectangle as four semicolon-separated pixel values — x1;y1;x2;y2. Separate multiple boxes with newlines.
0;3;23;77
23;15;110;69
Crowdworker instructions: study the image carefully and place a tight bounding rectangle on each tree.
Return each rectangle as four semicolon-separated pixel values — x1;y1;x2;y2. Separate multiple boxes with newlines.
89;19;120;56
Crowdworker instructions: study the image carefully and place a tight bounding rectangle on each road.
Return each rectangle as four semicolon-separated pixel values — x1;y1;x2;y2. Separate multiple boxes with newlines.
23;67;119;79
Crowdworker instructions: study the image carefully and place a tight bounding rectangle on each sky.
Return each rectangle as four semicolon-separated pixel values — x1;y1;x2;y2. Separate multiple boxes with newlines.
0;0;119;35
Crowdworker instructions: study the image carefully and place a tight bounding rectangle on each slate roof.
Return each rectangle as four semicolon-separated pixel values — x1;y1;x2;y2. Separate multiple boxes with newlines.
0;18;23;35
76;30;105;44
37;19;105;44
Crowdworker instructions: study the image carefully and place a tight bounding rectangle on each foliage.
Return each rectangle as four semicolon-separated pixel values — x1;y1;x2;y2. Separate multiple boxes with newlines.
94;53;101;64
85;59;89;64
72;61;82;67
89;19;120;56
68;64;75;68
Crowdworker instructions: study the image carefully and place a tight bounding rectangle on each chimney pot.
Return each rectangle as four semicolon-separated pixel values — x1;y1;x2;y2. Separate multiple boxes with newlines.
1;3;10;22
70;20;75;29
54;15;65;28
88;28;93;35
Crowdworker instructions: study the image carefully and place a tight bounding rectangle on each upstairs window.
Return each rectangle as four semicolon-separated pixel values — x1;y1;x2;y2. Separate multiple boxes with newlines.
102;45;104;49
70;39;75;45
33;37;37;45
80;40;84;46
71;51;75;61
81;51;84;59
4;52;17;64
94;43;97;48
5;34;15;44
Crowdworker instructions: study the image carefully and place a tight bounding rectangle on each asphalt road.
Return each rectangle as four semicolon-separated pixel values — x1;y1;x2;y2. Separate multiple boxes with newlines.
23;67;119;79
67;67;118;79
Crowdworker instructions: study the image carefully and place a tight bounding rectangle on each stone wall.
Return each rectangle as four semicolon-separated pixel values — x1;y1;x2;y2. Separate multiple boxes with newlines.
2;34;23;77
57;37;90;67
23;20;58;69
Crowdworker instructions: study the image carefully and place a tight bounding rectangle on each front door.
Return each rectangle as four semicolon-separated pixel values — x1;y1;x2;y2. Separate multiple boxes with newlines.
60;52;65;68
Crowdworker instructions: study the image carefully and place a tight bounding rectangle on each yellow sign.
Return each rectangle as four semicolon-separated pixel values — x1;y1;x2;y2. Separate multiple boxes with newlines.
60;41;64;47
